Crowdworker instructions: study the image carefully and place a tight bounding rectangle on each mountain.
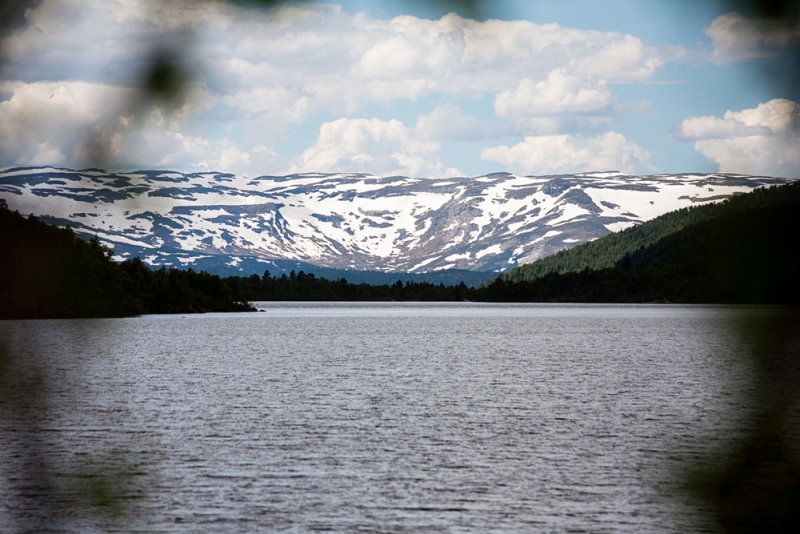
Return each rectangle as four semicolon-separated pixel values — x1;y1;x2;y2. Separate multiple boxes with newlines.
4;181;798;313
0;167;791;276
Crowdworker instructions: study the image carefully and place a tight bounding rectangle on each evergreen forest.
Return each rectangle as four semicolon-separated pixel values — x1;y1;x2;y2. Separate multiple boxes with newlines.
0;200;254;319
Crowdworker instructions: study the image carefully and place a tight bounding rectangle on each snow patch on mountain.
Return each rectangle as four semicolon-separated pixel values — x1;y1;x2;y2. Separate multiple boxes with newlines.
0;167;792;273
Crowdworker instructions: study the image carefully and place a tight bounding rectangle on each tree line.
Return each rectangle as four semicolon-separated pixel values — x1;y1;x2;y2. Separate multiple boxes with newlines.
236;269;471;302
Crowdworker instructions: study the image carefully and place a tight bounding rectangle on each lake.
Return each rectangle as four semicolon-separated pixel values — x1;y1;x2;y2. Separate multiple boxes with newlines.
0;303;771;532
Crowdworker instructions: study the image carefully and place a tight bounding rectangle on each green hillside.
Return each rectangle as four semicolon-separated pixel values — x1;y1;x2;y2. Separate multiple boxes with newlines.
503;181;800;282
478;181;800;304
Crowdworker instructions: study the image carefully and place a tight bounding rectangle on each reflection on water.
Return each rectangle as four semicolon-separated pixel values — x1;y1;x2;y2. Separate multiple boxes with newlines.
0;304;788;532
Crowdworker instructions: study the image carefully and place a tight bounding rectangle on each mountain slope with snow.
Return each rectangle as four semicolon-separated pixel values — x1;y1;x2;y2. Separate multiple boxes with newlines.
0;167;791;273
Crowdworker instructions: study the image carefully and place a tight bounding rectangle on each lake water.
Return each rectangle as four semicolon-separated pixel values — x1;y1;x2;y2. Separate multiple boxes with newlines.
0;303;770;532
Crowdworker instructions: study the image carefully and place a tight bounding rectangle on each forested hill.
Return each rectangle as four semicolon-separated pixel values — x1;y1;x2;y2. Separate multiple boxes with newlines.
503;181;800;282
0;200;255;319
479;181;800;304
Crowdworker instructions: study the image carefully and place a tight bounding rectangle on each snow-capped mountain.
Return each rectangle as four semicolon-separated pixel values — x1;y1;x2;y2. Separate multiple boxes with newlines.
0;167;792;273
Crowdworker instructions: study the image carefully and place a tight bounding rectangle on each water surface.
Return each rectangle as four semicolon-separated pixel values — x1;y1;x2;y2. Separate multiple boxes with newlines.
0;303;764;532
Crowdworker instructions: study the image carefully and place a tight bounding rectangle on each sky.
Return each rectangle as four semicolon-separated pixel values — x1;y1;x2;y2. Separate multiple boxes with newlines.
1;0;799;178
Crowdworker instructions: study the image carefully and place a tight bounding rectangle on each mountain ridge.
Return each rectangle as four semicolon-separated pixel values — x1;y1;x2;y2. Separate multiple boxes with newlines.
1;166;792;275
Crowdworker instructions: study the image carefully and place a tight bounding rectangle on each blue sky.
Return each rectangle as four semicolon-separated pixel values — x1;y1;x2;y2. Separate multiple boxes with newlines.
1;0;798;177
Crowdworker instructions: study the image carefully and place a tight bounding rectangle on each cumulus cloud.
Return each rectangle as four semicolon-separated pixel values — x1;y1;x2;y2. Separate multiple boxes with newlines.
495;71;613;117
289;118;461;177
706;12;800;62
0;81;133;166
480;132;651;175
493;70;618;134
0;80;271;175
679;99;800;177
0;0;676;173
222;86;312;125
113;118;285;175
490;33;663;133
203;6;670;121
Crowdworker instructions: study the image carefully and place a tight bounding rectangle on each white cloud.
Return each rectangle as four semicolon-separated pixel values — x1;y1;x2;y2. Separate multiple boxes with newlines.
120;128;279;176
493;70;618;134
0;81;133;166
693;137;800;177
573;33;665;82
289;118;461;177
222;86;312;124
679;99;800;177
727;98;800;133
0;1;677;172
495;71;613;117
678;115;769;139
218;6;669;113
706;12;800;62
490;33;662;133
0;79;270;175
115;119;287;175
481;132;651;175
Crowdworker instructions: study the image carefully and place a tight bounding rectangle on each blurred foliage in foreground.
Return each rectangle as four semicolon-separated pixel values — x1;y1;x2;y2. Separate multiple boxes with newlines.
687;308;800;533
0;340;150;531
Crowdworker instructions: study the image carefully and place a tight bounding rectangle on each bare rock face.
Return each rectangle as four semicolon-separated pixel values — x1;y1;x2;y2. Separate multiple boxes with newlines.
0;167;791;273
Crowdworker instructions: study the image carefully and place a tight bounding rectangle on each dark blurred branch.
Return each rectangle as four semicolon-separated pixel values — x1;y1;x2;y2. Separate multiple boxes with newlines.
0;0;33;36
726;0;800;18
687;308;800;533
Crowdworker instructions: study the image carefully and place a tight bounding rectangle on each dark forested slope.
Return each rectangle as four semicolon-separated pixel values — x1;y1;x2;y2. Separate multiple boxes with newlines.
478;182;800;303
0;201;254;318
503;181;800;282
0;200;474;318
